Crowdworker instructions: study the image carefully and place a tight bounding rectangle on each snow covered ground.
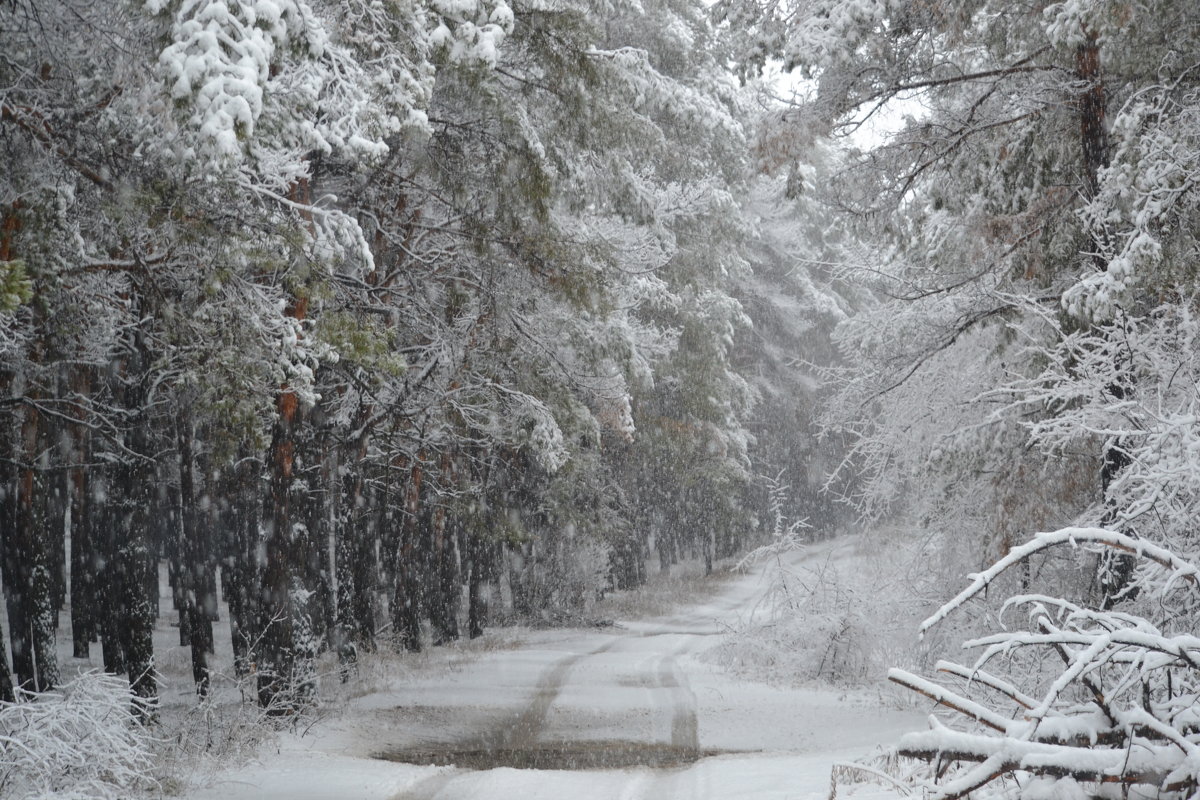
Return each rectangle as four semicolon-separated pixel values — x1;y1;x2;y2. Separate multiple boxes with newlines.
186;541;924;800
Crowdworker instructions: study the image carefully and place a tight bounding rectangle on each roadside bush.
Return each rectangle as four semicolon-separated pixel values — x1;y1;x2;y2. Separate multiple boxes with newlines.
0;671;155;800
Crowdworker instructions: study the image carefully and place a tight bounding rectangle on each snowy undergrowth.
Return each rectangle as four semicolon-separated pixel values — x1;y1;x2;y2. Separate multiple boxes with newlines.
836;528;1200;800
0;671;156;800
598;557;739;621
152;676;292;795
703;528;1000;696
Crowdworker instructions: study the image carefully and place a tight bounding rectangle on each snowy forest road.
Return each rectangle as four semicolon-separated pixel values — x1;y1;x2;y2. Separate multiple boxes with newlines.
189;543;924;800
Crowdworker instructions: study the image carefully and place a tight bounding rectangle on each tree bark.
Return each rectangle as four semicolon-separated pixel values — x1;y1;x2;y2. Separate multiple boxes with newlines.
111;310;159;714
2;371;62;692
466;523;490;639
430;505;460;645
258;296;318;712
69;431;96;659
178;417;214;698
1076;34;1109;202
221;447;261;679
0;612;13;703
391;463;424;652
1076;31;1137;608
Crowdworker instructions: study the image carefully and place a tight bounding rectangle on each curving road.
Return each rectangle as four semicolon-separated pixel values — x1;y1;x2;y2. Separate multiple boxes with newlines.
189;541;925;800
359;544;923;800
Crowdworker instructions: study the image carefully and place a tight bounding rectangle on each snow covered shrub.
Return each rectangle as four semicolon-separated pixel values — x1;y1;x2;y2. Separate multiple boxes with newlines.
0;671;155;799
876;528;1200;800
508;535;612;623
709;530;965;688
152;673;285;794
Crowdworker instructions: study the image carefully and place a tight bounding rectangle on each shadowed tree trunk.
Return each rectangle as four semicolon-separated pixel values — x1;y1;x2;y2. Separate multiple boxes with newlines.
391;462;424;652
109;301;159;714
335;431;378;670
353;483;382;647
221;446;262;679
466;521;491;640
69;423;96;659
93;469;126;676
1075;30;1136;608
0;461;35;690
0;613;13;703
429;503;461;646
66;365;97;665
257;296;319;712
2;366;61;693
178;415;214;697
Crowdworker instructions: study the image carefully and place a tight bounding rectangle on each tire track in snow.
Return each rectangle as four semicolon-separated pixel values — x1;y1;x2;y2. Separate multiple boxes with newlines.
662;654;698;753
630;641;699;754
488;636;620;751
392;637;619;799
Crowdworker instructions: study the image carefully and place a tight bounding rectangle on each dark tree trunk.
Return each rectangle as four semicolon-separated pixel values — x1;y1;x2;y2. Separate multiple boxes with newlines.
335;434;377;669
47;462;68;620
8;385;61;692
222;449;261;679
67;364;97;662
166;509;190;646
258;389;303;710
69;448;96;659
392;545;424;652
466;526;490;640
94;472;127;676
1076;34;1109;202
104;297;159;715
351;485;381;648
391;464;423;652
257;297;318;711
115;441;158;709
0;612;13;703
429;506;460;646
1076;32;1136;608
0;470;35;690
178;418;214;698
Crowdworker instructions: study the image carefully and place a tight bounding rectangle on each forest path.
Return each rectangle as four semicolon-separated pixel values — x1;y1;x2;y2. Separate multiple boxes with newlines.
188;540;925;800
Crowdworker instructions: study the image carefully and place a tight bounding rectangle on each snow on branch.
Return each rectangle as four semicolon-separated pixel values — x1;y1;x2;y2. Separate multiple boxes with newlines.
918;527;1200;637
853;528;1200;800
0;671;156;799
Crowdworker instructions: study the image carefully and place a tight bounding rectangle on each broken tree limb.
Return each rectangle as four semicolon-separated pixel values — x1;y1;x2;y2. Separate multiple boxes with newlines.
888;668;1011;732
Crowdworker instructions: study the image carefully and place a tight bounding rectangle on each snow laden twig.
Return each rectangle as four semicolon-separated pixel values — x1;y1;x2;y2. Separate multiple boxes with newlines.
857;527;1200;800
0;671;156;800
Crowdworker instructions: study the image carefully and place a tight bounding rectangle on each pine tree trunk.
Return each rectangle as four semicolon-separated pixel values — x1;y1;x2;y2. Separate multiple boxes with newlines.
429;506;460;645
67;364;97;659
352;485;381;648
391;465;423;652
109;300;159;715
94;470;127;675
258;295;318;711
0;612;13;703
0;468;35;690
258;390;301;710
1076;31;1136;608
178;418;214;698
1076;34;1109;202
466;525;489;640
69;449;96;659
16;386;60;692
222;450;261;679
335;435;377;667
